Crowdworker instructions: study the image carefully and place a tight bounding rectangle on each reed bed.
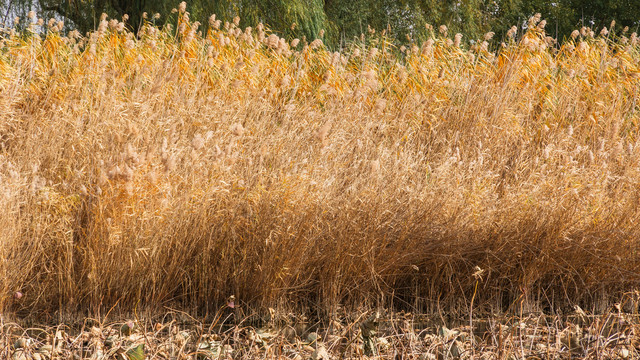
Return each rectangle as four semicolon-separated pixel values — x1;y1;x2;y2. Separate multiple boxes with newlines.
1;6;640;319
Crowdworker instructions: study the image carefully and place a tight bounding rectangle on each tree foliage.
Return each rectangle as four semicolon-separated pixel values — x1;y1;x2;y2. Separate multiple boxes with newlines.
2;0;639;46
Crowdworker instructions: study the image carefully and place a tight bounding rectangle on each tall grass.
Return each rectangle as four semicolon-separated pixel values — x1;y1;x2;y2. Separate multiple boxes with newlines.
1;8;640;318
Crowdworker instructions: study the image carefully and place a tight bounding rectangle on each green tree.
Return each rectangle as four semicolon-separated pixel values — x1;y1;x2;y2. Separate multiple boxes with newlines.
204;0;329;39
3;0;640;47
324;0;494;44
25;0;329;42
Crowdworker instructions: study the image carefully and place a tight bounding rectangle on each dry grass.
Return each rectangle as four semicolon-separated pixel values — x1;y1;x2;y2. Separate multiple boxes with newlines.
1;9;640;319
3;305;640;359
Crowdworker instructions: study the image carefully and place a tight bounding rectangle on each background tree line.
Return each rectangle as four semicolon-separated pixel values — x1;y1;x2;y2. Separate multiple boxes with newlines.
3;0;640;46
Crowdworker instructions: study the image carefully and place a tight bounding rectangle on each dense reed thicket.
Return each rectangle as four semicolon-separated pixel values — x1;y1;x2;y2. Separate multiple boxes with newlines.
1;7;640;319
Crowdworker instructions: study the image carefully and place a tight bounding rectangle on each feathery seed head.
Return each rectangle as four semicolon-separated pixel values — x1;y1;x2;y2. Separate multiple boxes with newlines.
533;13;542;23
231;123;244;136
192;134;204;150
370;159;380;174
580;27;587;36
527;13;541;28
309;39;323;49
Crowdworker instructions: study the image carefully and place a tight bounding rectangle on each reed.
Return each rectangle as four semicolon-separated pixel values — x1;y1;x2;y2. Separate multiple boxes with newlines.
1;8;639;318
